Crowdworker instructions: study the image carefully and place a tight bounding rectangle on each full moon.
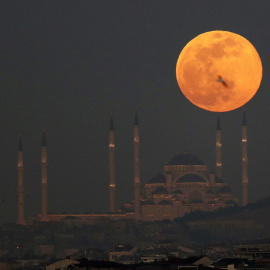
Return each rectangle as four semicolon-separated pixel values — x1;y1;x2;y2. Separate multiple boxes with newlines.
176;31;263;112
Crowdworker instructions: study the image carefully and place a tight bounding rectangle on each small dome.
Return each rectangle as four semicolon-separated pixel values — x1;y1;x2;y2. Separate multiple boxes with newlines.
158;200;173;205
177;174;206;183
218;186;232;194
167;152;204;165
151;186;168;195
148;173;166;184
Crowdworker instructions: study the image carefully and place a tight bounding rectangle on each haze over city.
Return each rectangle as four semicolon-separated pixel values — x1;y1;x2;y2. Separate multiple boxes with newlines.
0;1;270;223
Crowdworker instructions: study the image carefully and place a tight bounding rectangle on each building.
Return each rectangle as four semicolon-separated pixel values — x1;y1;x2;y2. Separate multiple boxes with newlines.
138;113;241;221
109;244;137;262
234;243;270;259
21;111;247;224
140;152;239;221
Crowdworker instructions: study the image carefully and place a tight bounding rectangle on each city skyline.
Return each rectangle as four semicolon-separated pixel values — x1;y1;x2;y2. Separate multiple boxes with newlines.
0;1;270;223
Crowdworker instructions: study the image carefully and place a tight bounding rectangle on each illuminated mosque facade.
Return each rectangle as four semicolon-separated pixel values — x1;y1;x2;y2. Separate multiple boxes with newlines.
17;111;248;225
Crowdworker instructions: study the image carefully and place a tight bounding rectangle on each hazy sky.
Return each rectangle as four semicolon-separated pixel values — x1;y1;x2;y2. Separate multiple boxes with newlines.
0;1;270;223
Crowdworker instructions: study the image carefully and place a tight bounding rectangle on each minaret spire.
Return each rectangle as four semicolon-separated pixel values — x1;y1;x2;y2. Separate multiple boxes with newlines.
133;111;141;220
18;134;23;151
110;113;114;131
241;109;248;206
242;109;247;126
17;134;26;225
42;131;46;147
109;114;116;212
41;131;48;221
134;110;139;126
215;114;222;179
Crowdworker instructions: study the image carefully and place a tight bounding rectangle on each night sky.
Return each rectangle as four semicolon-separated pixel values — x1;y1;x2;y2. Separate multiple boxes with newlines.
0;1;270;223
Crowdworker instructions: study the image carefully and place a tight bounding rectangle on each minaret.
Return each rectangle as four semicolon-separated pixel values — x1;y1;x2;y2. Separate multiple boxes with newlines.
41;131;48;221
134;111;141;220
215;114;222;179
109;114;116;212
242;110;248;206
17;135;26;225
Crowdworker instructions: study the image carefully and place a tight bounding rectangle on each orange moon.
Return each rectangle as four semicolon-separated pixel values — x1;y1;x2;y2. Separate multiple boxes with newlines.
176;31;263;112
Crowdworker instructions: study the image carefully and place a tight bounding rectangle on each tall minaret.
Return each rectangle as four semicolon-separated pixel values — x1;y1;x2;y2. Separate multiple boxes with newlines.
109;114;116;212
215;115;222;179
134;111;141;220
41;131;48;221
17;135;26;225
242;110;248;206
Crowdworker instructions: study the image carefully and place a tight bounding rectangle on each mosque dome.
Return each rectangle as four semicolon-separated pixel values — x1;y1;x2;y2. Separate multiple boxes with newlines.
177;174;206;183
167;152;204;165
148;173;166;184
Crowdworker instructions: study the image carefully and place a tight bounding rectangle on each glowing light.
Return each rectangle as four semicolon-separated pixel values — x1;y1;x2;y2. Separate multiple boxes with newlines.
109;144;115;147
176;31;262;112
109;184;115;187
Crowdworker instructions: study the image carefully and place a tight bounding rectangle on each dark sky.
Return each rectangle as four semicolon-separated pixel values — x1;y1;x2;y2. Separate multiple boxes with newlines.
0;1;270;223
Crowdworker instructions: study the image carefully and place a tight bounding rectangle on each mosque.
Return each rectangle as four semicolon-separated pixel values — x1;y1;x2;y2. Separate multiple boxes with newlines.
17;111;248;225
